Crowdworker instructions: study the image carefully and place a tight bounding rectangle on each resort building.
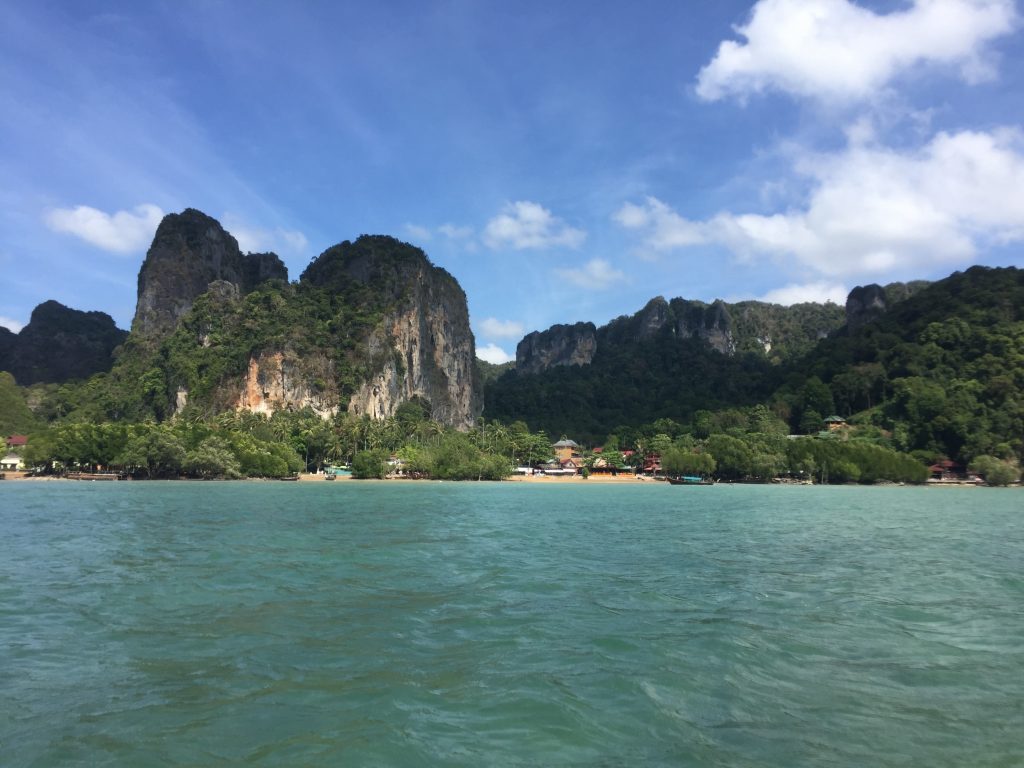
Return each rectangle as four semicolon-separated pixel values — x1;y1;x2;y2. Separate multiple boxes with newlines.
1;453;24;471
552;438;581;463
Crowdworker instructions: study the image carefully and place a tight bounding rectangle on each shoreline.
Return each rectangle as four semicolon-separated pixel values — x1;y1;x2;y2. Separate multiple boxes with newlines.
3;472;1010;488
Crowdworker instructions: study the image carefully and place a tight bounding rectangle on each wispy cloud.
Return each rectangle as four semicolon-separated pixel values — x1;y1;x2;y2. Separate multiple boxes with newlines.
556;258;626;290
403;223;433;242
45;203;164;254
479;317;525;339
477;342;515;364
697;0;1017;103
483;201;586;250
222;214;308;256
438;223;474;241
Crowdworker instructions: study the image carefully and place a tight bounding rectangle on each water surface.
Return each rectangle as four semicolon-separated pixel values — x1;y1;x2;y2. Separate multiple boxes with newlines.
1;482;1021;766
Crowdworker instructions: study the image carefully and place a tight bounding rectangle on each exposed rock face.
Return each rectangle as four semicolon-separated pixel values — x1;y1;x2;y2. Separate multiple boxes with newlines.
516;322;597;375
845;284;889;330
234;351;339;419
133;209;287;338
302;236;482;429
0;300;127;384
844;280;931;330
672;298;736;355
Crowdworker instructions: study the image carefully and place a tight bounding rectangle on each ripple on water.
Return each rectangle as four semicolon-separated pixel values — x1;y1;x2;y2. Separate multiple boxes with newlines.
0;482;1022;767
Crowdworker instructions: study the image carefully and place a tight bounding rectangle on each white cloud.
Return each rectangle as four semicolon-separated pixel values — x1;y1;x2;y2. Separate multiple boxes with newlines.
45;203;164;254
483;201;586;250
697;0;1017;103
758;281;848;305
615;128;1024;280
0;315;25;333
477;343;515;364
403;223;433;242
222;214;308;256
556;258;627;290
438;223;474;241
613;197;709;254
479;317;525;339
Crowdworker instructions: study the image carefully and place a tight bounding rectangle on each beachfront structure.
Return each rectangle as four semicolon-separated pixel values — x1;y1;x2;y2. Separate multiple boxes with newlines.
1;453;24;471
552;438;581;463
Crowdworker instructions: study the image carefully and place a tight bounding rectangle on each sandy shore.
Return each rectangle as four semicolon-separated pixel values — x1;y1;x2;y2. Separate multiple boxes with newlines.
7;472;652;484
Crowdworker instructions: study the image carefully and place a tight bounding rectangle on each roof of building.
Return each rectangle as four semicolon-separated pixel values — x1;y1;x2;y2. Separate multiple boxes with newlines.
6;435;28;446
552;439;579;448
824;416;847;423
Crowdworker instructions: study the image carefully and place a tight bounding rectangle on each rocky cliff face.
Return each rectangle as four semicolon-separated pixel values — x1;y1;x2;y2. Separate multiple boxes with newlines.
302;236;481;429
233;350;339;419
845;281;930;331
133;209;287;338
845;284;889;330
0;300;127;384
671;298;736;354
516;293;845;376
516;322;597;375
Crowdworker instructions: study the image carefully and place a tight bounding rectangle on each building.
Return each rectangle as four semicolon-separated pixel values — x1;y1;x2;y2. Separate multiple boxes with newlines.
6;435;28;451
552;438;581;463
824;416;848;432
1;453;24;471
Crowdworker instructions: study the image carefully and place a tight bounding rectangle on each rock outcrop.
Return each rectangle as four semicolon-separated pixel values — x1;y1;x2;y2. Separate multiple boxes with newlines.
301;236;482;428
234;351;339;419
671;298;736;355
845;281;930;331
845;284;889;331
516;322;597;375
133;209;287;338
0;300;127;384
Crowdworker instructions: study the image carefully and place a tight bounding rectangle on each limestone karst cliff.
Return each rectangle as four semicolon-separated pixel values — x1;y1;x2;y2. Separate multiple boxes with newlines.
845;281;930;331
300;236;481;428
0;300;127;384
515;294;845;376
516;322;597;376
110;213;482;429
133;208;287;338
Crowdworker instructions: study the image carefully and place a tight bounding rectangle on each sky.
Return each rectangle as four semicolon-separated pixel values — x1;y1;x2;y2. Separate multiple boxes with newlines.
2;0;1023;363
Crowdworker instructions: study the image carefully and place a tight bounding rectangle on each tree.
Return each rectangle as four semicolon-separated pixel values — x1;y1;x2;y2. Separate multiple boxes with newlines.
969;455;1020;486
661;448;716;477
352;449;388;479
116;425;186;478
705;434;753;480
183;436;242;479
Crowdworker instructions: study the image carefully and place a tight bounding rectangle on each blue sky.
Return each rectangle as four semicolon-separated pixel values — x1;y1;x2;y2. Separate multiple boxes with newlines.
2;0;1023;363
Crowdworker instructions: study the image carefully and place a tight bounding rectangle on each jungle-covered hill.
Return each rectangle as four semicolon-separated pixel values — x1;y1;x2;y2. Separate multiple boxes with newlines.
485;266;1024;464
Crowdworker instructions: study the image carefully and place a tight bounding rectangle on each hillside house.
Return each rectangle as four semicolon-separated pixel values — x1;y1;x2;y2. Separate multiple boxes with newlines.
824;416;848;432
6;435;28;451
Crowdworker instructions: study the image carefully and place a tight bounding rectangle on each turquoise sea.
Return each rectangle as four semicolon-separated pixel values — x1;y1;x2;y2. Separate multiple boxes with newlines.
1;482;1021;766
